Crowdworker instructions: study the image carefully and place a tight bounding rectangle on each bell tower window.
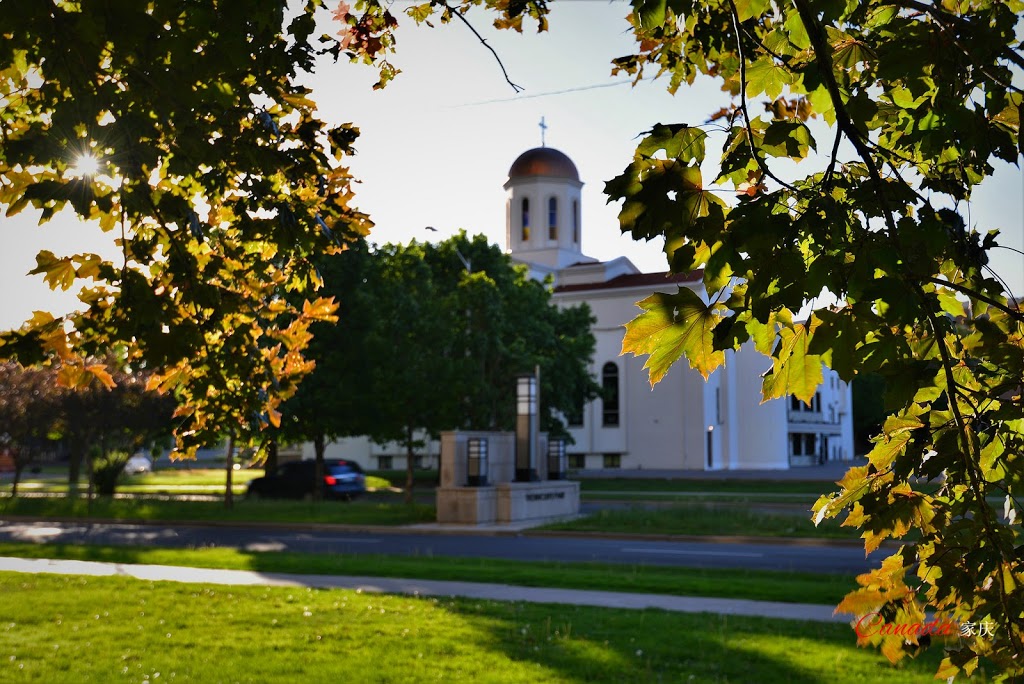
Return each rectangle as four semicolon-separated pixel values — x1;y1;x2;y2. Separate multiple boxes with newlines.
521;198;530;241
548;197;558;240
573;200;579;244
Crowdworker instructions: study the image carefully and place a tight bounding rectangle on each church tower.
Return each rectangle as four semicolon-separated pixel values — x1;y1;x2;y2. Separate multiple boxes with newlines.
504;147;591;270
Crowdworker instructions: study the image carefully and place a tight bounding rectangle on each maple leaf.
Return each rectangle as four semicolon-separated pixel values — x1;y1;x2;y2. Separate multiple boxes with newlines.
622;288;725;384
332;1;350;23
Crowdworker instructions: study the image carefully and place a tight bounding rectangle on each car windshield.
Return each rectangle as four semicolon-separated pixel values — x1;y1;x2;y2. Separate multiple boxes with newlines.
327;463;362;475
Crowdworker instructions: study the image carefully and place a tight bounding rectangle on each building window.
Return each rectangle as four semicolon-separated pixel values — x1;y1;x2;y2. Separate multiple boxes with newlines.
377;455;392;470
567;402;584;427
548;197;558;240
602;362;619;427
814;392;821;412
521;197;530;241
790;396;801;412
573;200;579;243
568;454;586;470
805;433;817;456
791;433;802;455
602;453;621;469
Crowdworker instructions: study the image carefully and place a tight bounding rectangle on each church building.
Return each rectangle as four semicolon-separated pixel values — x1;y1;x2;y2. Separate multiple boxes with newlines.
502;145;855;471
309;145;855;471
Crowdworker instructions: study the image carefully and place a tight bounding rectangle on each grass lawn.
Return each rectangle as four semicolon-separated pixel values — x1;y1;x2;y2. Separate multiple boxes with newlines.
7;468;396;496
0;572;966;683
575;478;840;495
546;503;862;540
0;542;856;605
581;491;818;505
0;496;435;526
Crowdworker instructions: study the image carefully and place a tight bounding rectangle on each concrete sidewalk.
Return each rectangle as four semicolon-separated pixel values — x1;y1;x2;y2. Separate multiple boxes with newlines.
0;555;847;624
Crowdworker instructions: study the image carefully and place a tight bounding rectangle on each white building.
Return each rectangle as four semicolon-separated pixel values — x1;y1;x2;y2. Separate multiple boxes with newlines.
502;145;854;471
309;146;855;471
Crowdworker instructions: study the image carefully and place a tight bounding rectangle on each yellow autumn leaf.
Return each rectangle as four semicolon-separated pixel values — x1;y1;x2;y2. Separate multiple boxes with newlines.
85;364;116;389
622;288;725;385
302;296;338;322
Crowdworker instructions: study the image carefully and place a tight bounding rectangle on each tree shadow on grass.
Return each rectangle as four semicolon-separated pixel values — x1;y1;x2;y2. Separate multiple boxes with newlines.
436;601;950;684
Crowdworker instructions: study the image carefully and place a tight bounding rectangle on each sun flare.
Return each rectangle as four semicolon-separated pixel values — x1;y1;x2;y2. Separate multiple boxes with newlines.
71;153;100;177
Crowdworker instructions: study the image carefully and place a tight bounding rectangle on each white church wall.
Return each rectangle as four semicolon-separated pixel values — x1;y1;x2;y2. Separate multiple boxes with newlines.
732;345;790;469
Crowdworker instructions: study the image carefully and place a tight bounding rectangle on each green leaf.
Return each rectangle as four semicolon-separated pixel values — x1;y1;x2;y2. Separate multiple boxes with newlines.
761;121;815;160
632;0;667;30
761;319;823;404
622;288;725;384
637;123;707;164
28;250;77;291
866;430;912;471
734;0;771;23
745;57;794;100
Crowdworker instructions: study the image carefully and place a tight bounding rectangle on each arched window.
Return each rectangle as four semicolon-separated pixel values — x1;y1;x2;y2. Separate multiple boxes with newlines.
573;200;579;243
602;362;619;427
548;197;558;240
521;197;530;241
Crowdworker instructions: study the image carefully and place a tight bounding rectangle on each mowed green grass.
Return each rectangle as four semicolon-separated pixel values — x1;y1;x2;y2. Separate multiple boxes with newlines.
576;478;841;495
546;503;862;540
0;542;856;605
0;572;961;683
0;496;434;526
8;468;395;494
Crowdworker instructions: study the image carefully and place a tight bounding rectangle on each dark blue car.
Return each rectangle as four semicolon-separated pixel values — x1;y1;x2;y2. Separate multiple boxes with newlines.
246;459;366;500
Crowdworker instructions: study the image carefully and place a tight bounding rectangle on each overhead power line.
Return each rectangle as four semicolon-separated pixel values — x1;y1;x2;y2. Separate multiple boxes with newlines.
454;78;644;107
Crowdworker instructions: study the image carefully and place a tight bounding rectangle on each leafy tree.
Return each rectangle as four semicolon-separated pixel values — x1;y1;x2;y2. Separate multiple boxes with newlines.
0;362;62;496
0;1;368;464
0;359;172;497
58;361;175;498
317;233;599;502
599;1;1023;679
420;233;600;437
278;239;379;500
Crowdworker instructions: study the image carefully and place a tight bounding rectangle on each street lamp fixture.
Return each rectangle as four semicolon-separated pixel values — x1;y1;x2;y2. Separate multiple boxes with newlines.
467;438;488;486
547;438;567;481
515;373;539;482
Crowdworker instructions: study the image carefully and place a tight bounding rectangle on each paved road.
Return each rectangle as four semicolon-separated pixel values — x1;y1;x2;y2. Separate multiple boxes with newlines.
0;520;875;574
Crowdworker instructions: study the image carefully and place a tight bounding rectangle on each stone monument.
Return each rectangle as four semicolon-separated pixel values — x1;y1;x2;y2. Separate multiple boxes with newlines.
435;372;580;525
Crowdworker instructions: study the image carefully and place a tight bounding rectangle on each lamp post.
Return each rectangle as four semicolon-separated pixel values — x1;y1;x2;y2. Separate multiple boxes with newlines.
467;438;488;486
515;373;539;482
706;425;714;469
547;438;566;481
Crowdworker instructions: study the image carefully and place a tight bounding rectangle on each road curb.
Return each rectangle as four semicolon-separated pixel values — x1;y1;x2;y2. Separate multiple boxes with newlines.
0;514;894;549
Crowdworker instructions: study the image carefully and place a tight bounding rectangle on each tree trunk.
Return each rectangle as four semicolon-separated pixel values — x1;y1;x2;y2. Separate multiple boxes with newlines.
265;437;279;473
313;433;325;502
67;444;83;497
85;450;95;516
404;425;415;505
224;437;234;509
11;460;23;497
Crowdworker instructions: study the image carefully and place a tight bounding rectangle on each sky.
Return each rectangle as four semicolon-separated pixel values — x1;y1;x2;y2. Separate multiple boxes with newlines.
1;1;1022;330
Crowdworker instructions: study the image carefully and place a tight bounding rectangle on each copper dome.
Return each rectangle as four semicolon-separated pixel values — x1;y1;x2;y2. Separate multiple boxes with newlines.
508;147;579;182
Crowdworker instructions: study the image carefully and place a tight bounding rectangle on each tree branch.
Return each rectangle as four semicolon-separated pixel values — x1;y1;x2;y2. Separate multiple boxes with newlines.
795;0;1024;661
923;276;1024;322
897;0;1024;72
727;0;798;193
437;1;522;93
